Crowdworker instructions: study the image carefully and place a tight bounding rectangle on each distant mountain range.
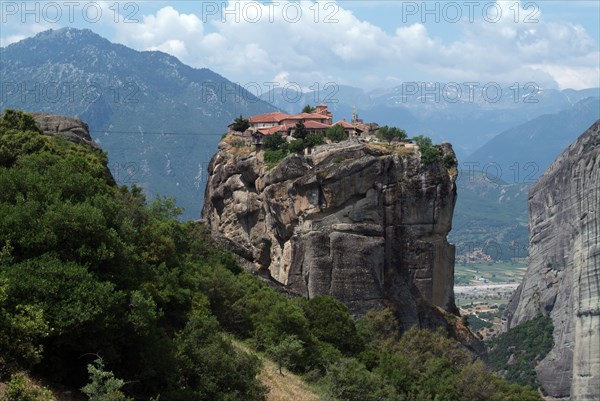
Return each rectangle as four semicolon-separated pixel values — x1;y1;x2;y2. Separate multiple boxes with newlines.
262;85;599;159
466;97;600;180
0;28;277;219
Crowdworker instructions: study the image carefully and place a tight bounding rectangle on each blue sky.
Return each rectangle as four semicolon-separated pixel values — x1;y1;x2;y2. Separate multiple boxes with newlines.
1;1;599;91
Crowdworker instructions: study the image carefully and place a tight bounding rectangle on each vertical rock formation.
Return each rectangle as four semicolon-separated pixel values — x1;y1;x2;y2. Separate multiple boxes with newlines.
505;120;600;401
202;137;474;342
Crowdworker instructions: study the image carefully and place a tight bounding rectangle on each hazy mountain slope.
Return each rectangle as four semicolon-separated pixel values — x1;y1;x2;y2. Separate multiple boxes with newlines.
0;27;278;219
449;171;530;261
466;97;600;181
450;99;600;259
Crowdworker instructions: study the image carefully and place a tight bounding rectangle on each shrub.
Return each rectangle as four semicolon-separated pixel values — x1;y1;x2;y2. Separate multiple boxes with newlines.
413;135;441;166
323;358;398;401
326;124;347;142
305;133;325;147
2;373;55;401
262;133;286;151
288;139;305;153
487;314;554;388
263;149;287;168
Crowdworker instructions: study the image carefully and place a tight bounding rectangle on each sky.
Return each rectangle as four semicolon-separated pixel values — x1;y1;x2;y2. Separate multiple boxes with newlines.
1;0;599;92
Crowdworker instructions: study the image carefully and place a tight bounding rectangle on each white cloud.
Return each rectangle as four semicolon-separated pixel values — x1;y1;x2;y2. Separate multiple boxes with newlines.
106;1;599;90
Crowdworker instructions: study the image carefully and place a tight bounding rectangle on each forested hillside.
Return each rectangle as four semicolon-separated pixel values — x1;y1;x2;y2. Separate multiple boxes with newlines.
0;110;541;401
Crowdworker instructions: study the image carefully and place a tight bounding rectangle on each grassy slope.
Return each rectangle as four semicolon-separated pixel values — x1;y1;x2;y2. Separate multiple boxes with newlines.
232;340;323;401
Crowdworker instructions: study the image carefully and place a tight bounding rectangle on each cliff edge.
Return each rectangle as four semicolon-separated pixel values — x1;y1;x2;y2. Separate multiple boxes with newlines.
202;136;471;341
505;120;600;401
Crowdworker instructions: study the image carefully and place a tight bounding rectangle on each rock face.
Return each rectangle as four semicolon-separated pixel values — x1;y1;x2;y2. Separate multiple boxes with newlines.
505;120;600;401
203;137;462;333
31;112;98;148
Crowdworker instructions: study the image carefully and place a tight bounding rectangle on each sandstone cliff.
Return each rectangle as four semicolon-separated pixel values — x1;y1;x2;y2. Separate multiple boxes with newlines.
202;137;475;342
505;120;600;401
31;112;99;148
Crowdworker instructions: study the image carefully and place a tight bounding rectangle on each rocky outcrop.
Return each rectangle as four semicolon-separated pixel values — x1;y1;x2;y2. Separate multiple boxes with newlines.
202;137;467;336
31;112;98;148
505;120;600;401
31;113;115;185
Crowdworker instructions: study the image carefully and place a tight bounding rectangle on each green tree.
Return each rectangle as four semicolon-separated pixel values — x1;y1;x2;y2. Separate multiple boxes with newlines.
302;105;316;113
293;121;308;140
231;115;250;132
301;296;362;354
269;335;305;375
173;308;266;401
376;126;407;144
326;124;347;142
288;139;305;153
81;358;132;401
305;133;325;147
412;135;441;166
324;358;398;401
262;133;286;151
0;109;41;133
0;279;48;378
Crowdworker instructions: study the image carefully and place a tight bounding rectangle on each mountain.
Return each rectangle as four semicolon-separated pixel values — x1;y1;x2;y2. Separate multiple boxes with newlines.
504;120;600;401
262;84;600;158
449;172;530;261
466;97;600;181
448;98;600;260
0;28;278;219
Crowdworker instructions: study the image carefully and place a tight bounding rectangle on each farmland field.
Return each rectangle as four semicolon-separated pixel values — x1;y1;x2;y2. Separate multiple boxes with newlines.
454;261;528;285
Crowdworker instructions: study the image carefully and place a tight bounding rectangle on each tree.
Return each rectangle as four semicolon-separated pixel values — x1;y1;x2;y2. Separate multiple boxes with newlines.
262;133;286;151
376;126;407;144
81;358;132;401
269;335;304;375
305;133;325;147
301;296;362;354
324;358;398;401
302;105;315;113
412;135;441;166
293;121;307;140
0;279;48;378
173;308;266;400
0;109;41;133
288;139;305;153
326;124;347;142
231;115;250;132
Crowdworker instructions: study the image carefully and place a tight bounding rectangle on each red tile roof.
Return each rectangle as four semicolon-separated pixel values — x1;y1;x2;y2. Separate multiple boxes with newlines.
249;112;290;123
249;112;330;124
303;120;331;129
333;120;354;129
257;124;292;135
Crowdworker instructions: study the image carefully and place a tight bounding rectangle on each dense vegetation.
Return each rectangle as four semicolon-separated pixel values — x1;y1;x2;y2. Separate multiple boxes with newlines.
488;314;554;389
413;135;443;166
0;110;542;401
